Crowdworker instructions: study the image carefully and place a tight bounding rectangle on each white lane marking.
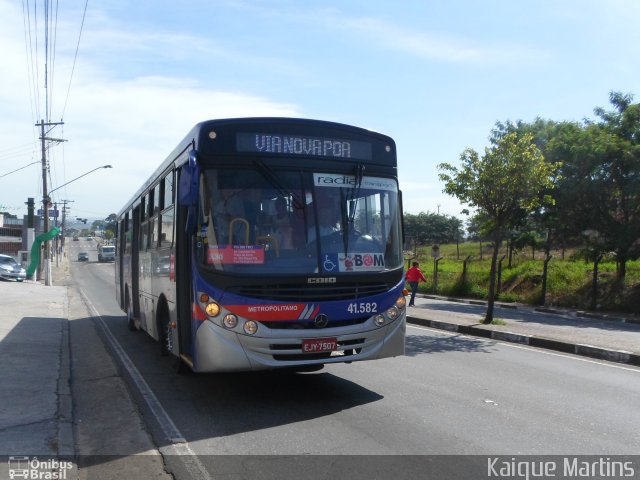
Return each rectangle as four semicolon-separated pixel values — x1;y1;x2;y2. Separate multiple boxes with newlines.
407;324;640;373
79;288;213;480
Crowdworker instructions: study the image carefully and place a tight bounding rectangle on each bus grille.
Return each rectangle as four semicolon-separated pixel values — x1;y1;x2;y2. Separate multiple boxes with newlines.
228;282;391;301
260;317;369;330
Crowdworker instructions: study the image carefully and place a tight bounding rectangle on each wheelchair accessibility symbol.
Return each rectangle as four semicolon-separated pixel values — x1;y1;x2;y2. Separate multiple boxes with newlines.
323;254;337;272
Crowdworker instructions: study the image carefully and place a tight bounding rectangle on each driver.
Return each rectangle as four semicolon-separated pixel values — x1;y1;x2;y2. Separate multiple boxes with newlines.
308;191;341;242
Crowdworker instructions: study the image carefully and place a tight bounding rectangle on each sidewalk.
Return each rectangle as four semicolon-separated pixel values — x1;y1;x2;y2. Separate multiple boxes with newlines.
0;266;74;478
406;294;640;366
0;256;171;480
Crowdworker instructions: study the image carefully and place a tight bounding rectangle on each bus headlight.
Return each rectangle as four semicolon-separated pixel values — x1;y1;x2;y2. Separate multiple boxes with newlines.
243;320;258;335
374;314;386;327
385;306;399;321
223;314;238;329
205;302;220;317
395;296;406;309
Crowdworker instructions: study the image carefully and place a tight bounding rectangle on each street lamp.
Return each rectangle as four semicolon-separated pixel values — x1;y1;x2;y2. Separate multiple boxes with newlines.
48;164;112;196
42;164;112;285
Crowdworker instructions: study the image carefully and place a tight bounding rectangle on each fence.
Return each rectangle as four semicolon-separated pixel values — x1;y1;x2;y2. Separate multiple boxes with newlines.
413;252;640;314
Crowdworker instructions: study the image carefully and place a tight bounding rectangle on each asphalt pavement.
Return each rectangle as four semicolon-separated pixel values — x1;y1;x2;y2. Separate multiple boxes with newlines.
0;255;638;477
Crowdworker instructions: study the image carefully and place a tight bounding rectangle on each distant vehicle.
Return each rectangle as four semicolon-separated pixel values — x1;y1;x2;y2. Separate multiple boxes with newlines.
0;254;27;282
73;235;79;241
98;244;116;262
78;252;89;262
86;237;92;241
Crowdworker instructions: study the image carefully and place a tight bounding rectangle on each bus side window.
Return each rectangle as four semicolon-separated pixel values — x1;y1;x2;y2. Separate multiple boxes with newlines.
140;196;148;250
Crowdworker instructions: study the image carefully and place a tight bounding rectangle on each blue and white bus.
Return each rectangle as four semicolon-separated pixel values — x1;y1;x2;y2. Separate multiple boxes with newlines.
115;118;406;372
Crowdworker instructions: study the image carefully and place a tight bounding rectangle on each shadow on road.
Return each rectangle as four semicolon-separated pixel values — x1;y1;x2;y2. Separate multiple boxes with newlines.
404;331;494;357
77;313;385;464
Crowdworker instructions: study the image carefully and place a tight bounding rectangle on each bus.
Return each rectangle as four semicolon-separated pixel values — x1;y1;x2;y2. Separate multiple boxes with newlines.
115;118;406;373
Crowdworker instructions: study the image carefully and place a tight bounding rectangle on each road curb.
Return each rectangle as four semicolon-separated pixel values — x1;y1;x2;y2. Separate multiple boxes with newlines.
406;315;640;367
57;313;75;459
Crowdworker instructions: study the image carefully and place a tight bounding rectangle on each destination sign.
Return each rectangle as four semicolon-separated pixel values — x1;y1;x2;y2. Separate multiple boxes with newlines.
236;133;372;160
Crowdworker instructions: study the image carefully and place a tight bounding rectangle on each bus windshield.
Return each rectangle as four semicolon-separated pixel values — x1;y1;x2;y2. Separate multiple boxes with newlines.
196;166;403;275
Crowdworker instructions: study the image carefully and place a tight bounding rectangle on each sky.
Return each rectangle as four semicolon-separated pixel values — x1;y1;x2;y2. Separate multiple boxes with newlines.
1;0;639;224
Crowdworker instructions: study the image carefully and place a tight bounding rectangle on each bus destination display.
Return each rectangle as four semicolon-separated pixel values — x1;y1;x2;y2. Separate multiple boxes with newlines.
236;132;372;160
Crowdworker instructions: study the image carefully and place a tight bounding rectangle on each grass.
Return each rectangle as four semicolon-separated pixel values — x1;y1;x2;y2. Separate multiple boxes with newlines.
406;242;640;314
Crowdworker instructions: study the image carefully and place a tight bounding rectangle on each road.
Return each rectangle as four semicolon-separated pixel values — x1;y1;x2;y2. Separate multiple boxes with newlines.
65;238;640;478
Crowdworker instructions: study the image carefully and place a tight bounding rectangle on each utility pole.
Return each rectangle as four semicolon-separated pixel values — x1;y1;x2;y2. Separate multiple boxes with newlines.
37;119;66;286
60;199;74;256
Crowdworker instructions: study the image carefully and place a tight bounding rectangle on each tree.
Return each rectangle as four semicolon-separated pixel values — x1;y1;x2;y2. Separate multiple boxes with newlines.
491;119;573;255
438;132;558;323
589;92;640;280
403;212;464;246
104;213;118;238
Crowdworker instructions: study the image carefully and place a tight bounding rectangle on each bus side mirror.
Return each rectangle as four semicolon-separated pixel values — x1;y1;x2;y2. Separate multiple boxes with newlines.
178;151;200;207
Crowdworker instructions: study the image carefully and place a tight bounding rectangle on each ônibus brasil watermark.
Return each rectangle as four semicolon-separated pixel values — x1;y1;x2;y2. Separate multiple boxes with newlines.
7;457;73;480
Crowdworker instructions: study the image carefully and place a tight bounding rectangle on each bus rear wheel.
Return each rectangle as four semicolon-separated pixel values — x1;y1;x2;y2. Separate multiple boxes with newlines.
126;293;138;331
157;301;172;357
159;319;171;356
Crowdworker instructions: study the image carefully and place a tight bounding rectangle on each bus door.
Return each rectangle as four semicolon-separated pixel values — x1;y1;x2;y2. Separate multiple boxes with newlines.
175;204;193;357
116;219;124;308
131;205;141;319
175;156;199;361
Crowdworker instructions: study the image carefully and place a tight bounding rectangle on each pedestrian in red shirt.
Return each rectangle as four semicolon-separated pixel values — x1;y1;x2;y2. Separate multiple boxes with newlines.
405;261;427;306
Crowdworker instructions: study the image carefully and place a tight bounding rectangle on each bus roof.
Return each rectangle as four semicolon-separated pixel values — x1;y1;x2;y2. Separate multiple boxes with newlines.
118;117;396;217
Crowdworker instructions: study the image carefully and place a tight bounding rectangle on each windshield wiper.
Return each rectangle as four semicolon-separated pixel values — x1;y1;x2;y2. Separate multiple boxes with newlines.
253;159;305;210
349;163;365;225
340;164;366;256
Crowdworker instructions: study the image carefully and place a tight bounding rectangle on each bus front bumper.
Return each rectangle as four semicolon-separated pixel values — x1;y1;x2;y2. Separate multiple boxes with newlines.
193;315;406;373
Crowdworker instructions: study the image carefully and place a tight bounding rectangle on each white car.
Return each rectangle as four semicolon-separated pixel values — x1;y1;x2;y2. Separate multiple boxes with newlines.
0;254;27;282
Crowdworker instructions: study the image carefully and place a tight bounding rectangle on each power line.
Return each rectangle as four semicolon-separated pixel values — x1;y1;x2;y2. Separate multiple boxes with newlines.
61;0;89;119
0;142;38;161
22;0;41;122
0;161;41;179
44;0;57;121
50;0;60;120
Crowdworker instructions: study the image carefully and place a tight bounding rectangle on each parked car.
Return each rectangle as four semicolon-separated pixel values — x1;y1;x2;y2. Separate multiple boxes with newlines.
77;252;89;262
0;254;27;282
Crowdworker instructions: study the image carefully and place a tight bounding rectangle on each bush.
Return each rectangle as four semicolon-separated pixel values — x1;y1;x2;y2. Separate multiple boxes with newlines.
409;242;639;312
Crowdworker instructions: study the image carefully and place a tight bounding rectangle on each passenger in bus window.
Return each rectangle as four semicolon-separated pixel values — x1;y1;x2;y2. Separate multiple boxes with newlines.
213;189;246;244
270;197;293;249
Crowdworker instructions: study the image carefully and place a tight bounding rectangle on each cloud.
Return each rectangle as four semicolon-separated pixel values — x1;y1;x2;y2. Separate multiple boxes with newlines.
0;0;302;217
44;75;302;215
340;16;547;66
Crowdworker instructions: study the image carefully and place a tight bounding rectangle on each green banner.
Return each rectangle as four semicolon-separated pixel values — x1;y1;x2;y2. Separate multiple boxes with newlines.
26;227;61;277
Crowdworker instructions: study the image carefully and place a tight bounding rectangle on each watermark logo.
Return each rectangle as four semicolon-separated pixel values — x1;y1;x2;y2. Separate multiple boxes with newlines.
8;457;73;480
